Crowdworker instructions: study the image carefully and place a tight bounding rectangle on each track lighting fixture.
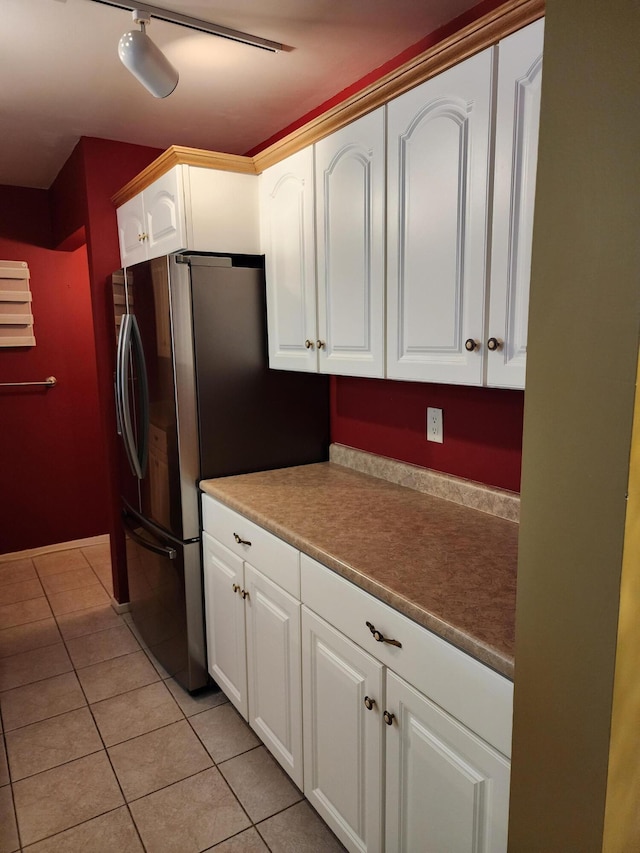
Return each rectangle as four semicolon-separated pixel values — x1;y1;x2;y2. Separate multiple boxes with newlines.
118;10;179;98
89;0;283;99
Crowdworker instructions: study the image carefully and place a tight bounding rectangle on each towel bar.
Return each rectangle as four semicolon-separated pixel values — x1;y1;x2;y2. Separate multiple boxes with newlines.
0;376;57;388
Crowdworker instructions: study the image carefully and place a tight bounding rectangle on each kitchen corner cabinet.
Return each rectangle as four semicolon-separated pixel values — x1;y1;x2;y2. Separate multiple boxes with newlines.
117;164;259;268
486;18;544;389
386;48;494;386
201;496;303;788
261;109;385;378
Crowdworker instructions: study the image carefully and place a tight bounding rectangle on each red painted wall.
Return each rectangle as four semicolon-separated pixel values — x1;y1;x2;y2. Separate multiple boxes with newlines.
0;139;161;559
49;137;162;597
331;377;524;492
0;187;106;552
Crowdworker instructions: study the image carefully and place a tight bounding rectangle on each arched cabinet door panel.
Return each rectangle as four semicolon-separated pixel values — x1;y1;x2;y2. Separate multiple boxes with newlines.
260;148;318;372
315;107;385;378
386;48;493;386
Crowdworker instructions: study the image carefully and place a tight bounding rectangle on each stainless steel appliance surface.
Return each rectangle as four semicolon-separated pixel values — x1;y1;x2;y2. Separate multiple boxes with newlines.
112;253;329;691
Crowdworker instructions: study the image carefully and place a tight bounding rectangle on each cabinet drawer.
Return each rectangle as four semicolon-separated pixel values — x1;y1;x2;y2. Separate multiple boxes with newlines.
301;554;513;757
202;494;300;598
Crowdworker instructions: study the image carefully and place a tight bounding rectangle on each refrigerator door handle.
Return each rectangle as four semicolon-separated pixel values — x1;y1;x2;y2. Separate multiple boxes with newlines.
122;510;177;560
116;314;141;478
117;313;150;480
129;312;150;477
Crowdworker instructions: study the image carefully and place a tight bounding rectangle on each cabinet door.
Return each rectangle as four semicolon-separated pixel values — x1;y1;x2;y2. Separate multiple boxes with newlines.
117;194;147;267
302;607;384;853
487;19;544;389
315;108;385;378
145;166;187;259
387;49;493;385
202;532;248;718
261;147;318;372
385;671;510;853
245;563;303;788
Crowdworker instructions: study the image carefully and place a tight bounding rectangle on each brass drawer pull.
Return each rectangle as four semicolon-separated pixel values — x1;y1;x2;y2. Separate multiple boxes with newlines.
364;695;376;711
233;533;252;546
366;621;402;648
383;710;395;726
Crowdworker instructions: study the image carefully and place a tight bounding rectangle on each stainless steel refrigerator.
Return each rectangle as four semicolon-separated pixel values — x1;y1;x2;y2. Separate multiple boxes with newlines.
112;253;329;692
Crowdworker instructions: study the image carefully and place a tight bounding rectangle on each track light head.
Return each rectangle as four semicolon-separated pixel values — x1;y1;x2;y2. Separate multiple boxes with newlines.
118;9;179;99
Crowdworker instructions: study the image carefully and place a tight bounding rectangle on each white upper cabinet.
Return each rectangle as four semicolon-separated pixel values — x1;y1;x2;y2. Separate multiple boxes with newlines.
144;167;188;259
117;193;148;267
487;19;544;389
315;108;386;377
260;147;318;372
261;112;385;378
386;48;493;386
117;164;259;267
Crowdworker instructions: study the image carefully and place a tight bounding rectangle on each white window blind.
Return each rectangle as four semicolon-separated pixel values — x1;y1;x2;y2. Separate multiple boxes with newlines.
0;261;35;347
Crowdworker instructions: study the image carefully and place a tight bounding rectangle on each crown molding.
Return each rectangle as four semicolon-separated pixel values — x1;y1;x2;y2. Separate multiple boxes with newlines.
111;0;544;204
111;146;257;206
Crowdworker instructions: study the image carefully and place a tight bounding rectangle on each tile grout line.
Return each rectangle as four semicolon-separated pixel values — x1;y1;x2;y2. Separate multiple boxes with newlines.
46;590;150;853
3;565;148;852
1;550;345;852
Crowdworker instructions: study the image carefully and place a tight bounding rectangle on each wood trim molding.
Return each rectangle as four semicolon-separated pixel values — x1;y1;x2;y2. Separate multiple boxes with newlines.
253;0;544;172
111;0;544;204
111;145;257;206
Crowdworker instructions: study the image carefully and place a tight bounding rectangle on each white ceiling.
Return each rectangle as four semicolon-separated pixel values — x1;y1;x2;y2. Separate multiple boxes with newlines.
2;0;481;189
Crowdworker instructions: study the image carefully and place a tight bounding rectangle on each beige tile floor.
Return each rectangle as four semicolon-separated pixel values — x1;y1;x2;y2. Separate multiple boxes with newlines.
0;544;345;853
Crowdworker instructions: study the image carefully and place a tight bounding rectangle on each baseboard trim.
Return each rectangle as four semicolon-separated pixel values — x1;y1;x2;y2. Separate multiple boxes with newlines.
111;597;131;614
0;534;110;563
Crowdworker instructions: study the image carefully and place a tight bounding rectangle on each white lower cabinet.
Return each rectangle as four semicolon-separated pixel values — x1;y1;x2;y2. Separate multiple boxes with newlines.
302;607;385;853
202;532;247;717
201;524;303;788
384;671;510;853
245;563;303;786
300;554;512;853
203;496;512;851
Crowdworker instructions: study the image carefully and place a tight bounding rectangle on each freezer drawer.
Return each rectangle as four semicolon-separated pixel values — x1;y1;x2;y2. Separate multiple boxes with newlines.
122;504;207;692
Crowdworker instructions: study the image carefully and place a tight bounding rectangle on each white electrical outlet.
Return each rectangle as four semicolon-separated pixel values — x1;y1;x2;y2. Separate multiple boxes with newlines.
427;407;444;443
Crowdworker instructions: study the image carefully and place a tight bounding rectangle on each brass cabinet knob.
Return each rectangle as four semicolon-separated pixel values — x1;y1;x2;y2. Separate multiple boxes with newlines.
487;337;502;351
304;339;315;349
232;583;241;594
364;696;376;711
316;340;326;350
233;533;252;546
465;338;478;352
383;710;395;726
241;589;250;600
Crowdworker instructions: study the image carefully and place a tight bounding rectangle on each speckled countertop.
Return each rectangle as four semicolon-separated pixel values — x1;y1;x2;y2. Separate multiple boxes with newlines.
200;462;518;679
